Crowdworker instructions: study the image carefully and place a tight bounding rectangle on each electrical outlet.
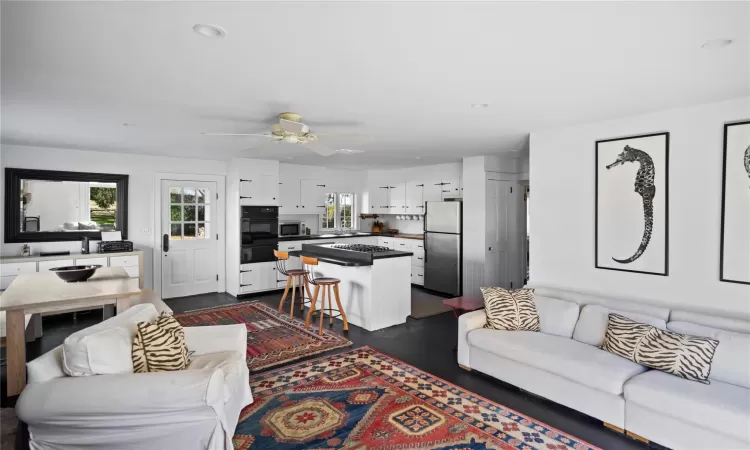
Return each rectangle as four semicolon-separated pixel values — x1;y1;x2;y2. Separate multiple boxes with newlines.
140;228;151;234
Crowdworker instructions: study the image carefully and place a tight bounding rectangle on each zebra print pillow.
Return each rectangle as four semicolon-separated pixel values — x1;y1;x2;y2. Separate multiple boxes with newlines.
132;313;190;373
481;287;540;332
601;313;653;360
602;313;719;383
635;327;719;384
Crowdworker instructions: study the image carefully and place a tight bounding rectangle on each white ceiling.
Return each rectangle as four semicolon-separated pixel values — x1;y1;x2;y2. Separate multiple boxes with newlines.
1;1;748;168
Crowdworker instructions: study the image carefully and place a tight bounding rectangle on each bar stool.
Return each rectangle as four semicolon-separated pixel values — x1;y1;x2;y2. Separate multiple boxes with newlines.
301;256;349;335
274;250;312;318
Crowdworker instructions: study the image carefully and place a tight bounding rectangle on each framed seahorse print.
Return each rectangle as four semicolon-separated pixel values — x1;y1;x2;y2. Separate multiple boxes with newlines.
720;120;750;285
595;132;669;276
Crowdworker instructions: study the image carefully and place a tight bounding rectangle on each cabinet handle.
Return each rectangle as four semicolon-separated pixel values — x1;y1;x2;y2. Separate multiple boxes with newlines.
417;257;423;260
418;274;423;277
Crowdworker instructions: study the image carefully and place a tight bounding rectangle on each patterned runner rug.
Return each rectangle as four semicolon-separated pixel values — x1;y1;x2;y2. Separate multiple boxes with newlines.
234;346;601;449
174;301;352;372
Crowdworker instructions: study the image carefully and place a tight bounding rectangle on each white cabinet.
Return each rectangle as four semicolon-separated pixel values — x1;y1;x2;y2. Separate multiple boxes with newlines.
378;237;394;249
411;248;425;267
411;265;424;285
300;179;326;213
405;181;424;214
109;255;140;279
357;237;378;245
393;238;411;251
240;174;278;206
278;179;301;213
441;178;461;199
423;178;443;203
75;257;108;267
38;259;74;271
0;262;37;277
389;182;406;213
239;261;280;294
368;182;390;213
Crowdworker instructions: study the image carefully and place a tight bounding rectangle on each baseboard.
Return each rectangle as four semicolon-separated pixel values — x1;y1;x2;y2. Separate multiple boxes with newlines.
603;422;624;434
626;430;649;444
458;364;472;371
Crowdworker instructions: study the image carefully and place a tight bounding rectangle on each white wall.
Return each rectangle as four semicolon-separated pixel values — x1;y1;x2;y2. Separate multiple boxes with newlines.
0;144;228;290
529;97;750;318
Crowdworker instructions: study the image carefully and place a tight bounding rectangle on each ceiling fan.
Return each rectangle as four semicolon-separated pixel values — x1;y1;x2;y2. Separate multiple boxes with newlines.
201;112;362;157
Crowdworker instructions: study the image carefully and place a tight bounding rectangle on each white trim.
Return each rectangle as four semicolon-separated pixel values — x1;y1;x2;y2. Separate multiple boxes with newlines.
153;172;226;297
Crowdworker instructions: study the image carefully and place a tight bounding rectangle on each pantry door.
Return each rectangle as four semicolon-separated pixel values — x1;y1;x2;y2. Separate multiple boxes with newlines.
161;180;218;298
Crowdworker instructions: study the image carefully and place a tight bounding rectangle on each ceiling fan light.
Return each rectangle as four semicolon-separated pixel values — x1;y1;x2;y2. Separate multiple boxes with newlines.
283;135;299;144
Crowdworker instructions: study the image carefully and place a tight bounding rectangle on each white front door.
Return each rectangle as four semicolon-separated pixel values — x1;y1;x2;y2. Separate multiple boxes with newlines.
161;180;218;299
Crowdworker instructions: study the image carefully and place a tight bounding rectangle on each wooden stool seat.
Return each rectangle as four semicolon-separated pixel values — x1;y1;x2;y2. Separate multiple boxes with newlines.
313;277;340;285
286;269;309;276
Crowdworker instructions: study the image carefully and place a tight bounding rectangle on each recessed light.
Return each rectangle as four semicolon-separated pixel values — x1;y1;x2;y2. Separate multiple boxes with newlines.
701;39;733;49
471;103;489;109
415;157;421;159
193;24;227;38
285;156;293;160
335;149;365;154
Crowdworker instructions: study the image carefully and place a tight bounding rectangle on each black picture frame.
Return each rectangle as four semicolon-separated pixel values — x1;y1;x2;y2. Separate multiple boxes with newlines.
595;132;669;276
4;168;129;243
719;120;750;285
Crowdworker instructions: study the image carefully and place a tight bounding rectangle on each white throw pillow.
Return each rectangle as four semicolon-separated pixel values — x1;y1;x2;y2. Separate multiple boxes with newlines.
534;295;580;338
572;304;666;347
668;321;750;389
62;303;158;376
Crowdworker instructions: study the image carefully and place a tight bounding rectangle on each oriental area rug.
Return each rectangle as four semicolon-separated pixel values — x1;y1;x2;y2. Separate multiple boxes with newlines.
174;301;352;372
233;346;601;450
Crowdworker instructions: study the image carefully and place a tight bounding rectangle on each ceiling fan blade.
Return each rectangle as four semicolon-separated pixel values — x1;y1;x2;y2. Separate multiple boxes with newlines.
303;141;336;157
311;132;368;138
201;132;276;137
279;118;308;134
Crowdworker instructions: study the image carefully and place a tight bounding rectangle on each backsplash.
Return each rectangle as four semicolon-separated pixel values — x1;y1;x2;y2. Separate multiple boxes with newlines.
359;216;424;235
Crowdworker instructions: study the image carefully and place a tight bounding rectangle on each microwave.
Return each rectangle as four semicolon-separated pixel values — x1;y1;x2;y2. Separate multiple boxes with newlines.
279;221;305;237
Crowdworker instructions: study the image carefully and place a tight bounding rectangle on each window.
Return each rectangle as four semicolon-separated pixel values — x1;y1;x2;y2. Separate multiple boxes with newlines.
169;187;211;240
321;193;357;230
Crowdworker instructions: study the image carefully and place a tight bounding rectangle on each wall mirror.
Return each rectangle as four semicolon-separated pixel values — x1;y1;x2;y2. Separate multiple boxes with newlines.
4;168;128;243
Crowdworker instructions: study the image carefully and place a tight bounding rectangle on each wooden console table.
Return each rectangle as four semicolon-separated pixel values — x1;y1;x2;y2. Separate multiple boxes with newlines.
0;267;141;396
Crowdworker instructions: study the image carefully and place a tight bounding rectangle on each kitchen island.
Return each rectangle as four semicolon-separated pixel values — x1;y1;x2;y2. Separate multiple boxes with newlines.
289;243;412;331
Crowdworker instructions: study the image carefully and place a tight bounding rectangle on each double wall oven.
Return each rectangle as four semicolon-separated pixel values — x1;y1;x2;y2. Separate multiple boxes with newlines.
240;206;278;264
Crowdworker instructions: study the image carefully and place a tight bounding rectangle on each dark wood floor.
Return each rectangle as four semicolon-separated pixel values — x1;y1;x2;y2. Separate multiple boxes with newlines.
2;287;658;450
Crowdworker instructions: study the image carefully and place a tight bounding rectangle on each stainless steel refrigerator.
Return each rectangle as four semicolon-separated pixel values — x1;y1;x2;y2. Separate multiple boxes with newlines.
424;201;462;296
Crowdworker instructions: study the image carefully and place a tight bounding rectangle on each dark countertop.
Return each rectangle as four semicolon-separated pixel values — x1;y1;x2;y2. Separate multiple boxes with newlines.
288;243;413;267
280;232;424;242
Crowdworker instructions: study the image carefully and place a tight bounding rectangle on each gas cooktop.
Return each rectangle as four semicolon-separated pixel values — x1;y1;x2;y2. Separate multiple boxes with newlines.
331;244;391;253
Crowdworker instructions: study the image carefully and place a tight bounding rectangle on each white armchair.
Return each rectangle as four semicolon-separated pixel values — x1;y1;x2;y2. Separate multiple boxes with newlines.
16;304;252;450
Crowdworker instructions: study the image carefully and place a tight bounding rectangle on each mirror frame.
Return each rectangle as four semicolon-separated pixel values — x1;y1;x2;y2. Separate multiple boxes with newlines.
4;168;129;243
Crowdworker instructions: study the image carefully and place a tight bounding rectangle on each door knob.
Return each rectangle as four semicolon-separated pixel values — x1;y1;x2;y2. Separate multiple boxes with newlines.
163;234;169;252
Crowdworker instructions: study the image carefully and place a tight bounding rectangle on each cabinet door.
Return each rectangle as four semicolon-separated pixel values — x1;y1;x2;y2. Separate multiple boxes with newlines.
389;182;406;213
423;178;443;203
240;180;259;202
258;174;279;205
278;179;301;213
441;178;461;199
263;262;278;290
405;181;424;214
369;184;390;212
300;179;326;212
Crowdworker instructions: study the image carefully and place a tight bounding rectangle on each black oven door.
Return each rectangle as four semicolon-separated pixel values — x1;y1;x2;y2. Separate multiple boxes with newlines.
241;219;279;245
241;245;277;264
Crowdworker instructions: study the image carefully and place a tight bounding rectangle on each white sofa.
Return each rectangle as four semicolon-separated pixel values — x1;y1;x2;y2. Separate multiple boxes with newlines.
16;304;253;450
458;286;750;450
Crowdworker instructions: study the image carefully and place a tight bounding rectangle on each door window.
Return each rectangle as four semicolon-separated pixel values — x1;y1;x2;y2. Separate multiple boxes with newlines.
170;187;211;240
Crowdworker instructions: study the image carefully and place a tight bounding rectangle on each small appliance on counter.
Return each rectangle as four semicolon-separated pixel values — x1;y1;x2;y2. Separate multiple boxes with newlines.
279;220;306;237
81;236;90;254
97;240;134;253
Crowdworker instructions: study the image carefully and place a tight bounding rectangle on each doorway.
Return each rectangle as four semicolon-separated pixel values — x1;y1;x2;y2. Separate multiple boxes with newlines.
160;179;218;298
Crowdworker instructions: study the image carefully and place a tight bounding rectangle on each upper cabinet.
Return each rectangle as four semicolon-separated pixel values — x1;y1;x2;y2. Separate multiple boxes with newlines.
368;180;390;213
278;178;301;213
300;179;326;212
239;173;278;206
405;181;424;214
389;182;406;212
